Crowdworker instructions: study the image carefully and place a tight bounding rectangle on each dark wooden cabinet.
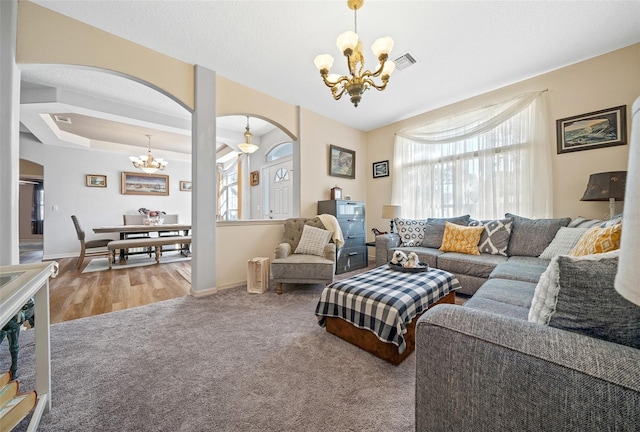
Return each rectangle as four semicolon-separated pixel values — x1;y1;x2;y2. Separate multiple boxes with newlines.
317;200;368;274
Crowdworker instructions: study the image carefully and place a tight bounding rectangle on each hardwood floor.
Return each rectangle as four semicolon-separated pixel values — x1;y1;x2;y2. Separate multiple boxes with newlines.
46;257;191;324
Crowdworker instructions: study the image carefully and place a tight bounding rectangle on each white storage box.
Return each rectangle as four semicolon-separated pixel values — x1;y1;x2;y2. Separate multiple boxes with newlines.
247;257;270;294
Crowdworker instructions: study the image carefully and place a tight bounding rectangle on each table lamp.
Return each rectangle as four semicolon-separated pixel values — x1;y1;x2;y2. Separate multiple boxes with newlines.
382;205;402;233
615;97;640;307
580;171;627;220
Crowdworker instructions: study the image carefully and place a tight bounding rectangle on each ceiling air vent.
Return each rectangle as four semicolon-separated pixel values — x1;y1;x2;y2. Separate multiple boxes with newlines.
53;115;72;124
393;52;418;71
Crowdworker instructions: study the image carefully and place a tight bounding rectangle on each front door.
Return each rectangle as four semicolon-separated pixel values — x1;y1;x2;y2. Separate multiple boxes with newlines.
266;159;293;220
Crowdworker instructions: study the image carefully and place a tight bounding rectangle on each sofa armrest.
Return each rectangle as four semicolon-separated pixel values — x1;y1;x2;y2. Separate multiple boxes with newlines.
375;233;401;266
274;242;291;259
415;305;640;432
323;243;337;262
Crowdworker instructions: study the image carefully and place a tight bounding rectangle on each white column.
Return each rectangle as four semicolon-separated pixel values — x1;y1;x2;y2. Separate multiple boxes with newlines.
0;0;20;265
190;65;217;295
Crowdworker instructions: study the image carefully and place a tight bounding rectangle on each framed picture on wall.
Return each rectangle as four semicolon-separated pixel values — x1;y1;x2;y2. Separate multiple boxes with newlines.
556;105;627;154
329;144;356;179
250;171;259;186
372;160;389;178
86;174;107;188
179;181;192;191
121;171;169;196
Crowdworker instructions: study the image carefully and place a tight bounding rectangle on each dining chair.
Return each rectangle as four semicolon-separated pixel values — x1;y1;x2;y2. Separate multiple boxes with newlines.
71;215;113;269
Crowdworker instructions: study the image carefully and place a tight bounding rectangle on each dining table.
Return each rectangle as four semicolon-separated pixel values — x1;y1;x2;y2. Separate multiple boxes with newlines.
93;224;192;261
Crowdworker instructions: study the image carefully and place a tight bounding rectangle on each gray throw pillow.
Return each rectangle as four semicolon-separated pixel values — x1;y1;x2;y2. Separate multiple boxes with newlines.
468;218;513;256
505;213;571;257
422;215;471;248
548;253;640;349
394;218;428;246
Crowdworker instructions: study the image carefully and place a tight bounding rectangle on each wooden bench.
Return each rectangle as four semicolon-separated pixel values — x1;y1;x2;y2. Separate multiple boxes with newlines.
107;236;192;269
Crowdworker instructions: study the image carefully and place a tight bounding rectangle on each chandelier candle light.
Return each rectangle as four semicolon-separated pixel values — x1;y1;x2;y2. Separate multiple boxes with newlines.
238;116;259;154
130;134;168;174
314;0;395;107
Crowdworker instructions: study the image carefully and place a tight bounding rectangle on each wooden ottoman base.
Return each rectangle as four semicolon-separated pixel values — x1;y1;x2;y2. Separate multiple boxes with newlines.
324;291;456;365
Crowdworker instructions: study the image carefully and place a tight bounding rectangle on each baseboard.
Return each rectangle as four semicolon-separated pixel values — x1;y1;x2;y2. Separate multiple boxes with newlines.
189;281;246;297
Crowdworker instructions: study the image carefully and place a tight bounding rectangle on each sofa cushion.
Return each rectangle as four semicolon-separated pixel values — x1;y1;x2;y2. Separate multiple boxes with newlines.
539;251;640;349
539;227;589;259
462;295;530;320
489;256;550;284
437;252;507;279
439;222;484;255
505;213;571;257
422;214;471;248
569;224;621;256
394;218;427;246
294;225;333;256
468;218;513;256
469;278;536;309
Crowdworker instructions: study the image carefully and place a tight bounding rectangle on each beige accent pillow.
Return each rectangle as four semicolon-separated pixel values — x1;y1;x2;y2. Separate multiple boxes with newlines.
439;221;484;255
569;224;622;256
294;225;333;256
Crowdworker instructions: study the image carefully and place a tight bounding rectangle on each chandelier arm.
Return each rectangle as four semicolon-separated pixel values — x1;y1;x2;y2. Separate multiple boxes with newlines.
362;76;390;92
320;72;350;89
332;85;348;100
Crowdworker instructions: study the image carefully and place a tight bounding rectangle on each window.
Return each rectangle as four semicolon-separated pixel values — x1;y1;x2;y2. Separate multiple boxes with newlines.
266;142;293;162
393;92;551;220
219;169;238;220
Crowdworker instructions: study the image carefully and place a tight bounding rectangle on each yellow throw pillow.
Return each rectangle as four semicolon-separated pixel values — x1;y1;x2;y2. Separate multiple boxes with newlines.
569;223;622;256
439;221;485;255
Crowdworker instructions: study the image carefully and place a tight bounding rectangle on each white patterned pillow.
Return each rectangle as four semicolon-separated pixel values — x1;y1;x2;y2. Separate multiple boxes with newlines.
294;225;332;256
539;227;588;259
394;218;428;246
468;218;513;256
601;212;623;228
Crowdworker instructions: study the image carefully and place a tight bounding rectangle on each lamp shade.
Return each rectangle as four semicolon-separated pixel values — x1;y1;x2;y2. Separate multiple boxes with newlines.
615;97;640;306
314;54;334;71
580;171;627;201
336;30;358;53
382;204;401;219
371;36;394;58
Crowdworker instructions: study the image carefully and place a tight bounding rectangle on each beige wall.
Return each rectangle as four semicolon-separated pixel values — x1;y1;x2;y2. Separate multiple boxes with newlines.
17;1;194;110
299;108;368;217
365;43;640;237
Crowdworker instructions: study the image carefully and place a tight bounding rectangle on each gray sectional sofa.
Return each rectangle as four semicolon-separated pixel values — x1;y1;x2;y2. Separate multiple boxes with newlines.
374;213;568;296
386;213;640;430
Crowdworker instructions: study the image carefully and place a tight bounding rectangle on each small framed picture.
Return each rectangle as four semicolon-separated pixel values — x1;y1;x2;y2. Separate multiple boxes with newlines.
372;160;389;178
329;144;355;179
250;171;259;186
86;174;107;188
179;181;192;191
556;105;627;154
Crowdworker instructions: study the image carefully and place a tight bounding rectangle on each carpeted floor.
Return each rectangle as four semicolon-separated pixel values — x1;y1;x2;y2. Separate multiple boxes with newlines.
3;277;415;431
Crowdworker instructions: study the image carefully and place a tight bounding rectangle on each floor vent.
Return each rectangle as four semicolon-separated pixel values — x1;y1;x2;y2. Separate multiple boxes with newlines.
393;52;418;71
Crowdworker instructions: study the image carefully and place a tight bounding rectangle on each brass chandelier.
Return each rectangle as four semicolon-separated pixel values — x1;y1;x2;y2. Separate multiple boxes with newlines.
129;134;168;174
314;0;395;107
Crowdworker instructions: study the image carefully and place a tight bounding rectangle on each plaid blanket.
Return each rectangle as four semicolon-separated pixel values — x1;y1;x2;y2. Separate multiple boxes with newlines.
315;265;461;353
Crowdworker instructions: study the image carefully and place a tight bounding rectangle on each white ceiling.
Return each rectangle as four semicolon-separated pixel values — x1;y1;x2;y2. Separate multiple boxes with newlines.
19;1;640;152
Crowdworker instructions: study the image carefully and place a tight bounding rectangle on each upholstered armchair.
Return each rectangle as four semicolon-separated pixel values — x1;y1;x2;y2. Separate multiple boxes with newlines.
271;218;336;295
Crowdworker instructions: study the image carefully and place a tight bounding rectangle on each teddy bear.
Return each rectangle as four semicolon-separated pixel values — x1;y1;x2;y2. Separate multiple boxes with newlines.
403;252;420;268
391;250;408;266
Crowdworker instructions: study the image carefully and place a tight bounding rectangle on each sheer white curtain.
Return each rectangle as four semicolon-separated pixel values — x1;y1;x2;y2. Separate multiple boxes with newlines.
392;91;552;220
